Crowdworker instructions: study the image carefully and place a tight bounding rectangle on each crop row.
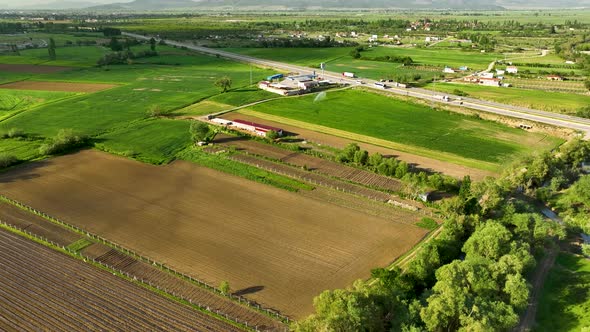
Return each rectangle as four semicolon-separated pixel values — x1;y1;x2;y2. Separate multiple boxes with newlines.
0;195;289;331
0;228;243;332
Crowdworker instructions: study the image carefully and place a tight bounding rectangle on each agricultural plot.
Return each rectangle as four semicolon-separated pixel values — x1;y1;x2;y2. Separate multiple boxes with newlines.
245;89;561;171
0;63;72;74
0;46;110;67
0;139;42;161
0;53;274;138
326;57;438;81
0;229;242;332
95;119;193;164
360;46;500;70
219;113;495;179
0;89;74;113
0;150;427;318
0;81;116;93
426;82;590;114
223;47;352;67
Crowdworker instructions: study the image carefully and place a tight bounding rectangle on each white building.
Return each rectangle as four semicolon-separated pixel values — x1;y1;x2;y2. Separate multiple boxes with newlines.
479;78;501;87
442;67;456;74
496;69;505;75
506;66;518;74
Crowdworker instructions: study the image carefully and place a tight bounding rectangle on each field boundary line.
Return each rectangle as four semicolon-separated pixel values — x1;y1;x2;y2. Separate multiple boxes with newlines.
0;220;256;332
0;194;292;326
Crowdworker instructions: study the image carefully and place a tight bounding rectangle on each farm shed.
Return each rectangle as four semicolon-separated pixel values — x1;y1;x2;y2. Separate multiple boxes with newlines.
506;66;518;74
267;74;284;81
232;119;284;137
479;78;501;87
211;118;232;125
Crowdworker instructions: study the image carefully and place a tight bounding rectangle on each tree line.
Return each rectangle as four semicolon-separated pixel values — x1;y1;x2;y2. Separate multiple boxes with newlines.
295;138;590;331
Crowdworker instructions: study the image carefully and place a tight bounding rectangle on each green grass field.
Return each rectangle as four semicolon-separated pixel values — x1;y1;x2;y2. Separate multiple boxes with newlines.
0;53;274;138
0;46;110;67
247;89;562;170
95;119;192;165
425;83;590;114
222;47;352;68
363;47;500;70
536;252;590;332
0;139;42;161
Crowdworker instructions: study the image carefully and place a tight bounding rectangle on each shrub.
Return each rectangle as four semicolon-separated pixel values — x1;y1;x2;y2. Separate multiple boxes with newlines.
39;129;89;156
0;154;18;169
0;128;26;139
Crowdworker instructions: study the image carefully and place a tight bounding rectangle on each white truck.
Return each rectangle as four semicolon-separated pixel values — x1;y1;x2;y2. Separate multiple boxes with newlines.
434;95;451;102
342;72;356;78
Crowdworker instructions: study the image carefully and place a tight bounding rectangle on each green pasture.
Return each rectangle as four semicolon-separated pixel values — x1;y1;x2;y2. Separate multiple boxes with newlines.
223;47;352;67
0;46;110;67
95;119;192;165
425;83;590;114
0;32;104;46
0;54;274;138
0;72;34;84
0;89;76;122
0;139;41;161
248;89;562;169
536;252;590;332
364;46;499;70
325;57;438;81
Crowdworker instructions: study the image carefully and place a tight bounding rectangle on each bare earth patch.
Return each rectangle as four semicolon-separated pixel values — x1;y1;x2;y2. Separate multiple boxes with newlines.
0;150;427;318
0;81;116;93
0;63;72;74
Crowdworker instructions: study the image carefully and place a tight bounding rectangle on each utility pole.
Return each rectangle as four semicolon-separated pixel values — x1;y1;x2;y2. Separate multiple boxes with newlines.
250;64;253;86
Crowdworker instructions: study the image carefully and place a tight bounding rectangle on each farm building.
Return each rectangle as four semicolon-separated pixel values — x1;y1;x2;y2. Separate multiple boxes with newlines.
298;81;319;90
442;67;456;74
464;76;480;83
506;66;518;74
479;78;501;87
546;75;563;81
211;118;232;126
266;74;284;81
232;119;284;137
496;69;506;75
458;66;469;71
479;72;494;79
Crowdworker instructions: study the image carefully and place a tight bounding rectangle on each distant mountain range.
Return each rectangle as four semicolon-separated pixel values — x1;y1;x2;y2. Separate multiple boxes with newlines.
11;0;590;11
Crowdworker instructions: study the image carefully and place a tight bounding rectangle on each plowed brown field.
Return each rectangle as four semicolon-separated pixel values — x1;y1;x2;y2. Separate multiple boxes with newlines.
0;64;71;74
0;150;427;318
0;81;116;92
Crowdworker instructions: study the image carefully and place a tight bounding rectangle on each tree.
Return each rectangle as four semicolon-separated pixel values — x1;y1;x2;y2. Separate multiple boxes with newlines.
368;153;384;168
190;121;212;143
463;222;512;260
266;130;279;140
108;37;123;52
149;37;157;52
48;37;56;60
353;150;369;165
585;79;590;92
214;76;232;93
459;175;472;199
219;280;230;295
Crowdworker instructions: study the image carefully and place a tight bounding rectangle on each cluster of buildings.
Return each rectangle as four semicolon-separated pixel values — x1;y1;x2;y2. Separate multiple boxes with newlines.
462;66;519;87
258;73;329;96
211;118;284;137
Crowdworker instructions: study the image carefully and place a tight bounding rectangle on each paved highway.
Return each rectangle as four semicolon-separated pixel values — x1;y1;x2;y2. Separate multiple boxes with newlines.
124;32;590;138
